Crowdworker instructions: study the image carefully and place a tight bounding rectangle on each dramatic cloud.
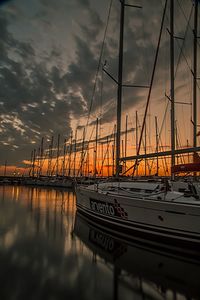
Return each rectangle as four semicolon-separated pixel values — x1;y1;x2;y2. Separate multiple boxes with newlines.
0;0;197;168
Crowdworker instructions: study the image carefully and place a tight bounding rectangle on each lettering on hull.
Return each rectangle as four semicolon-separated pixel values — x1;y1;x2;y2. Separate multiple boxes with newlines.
90;198;128;219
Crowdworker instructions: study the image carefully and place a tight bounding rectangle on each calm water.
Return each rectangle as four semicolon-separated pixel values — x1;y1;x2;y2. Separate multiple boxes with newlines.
0;185;200;300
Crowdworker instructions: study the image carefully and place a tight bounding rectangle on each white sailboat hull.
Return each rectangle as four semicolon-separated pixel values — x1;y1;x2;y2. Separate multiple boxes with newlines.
76;185;200;245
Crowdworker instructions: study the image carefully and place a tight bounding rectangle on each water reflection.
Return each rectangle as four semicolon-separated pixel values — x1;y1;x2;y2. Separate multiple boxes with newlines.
74;213;200;300
0;185;77;299
0;185;200;300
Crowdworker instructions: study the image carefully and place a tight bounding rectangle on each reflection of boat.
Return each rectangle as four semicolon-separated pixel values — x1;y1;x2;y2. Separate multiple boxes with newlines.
74;212;200;299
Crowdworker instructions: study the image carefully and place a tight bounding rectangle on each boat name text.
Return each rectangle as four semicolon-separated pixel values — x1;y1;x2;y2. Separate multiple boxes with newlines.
90;199;128;219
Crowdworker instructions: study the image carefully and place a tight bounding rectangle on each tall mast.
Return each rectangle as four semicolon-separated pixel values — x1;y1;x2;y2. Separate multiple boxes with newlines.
65;145;69;176
116;0;125;177
40;137;44;177
80;128;85;177
101;142;104;177
136;110;138;176
56;134;60;176
32;148;36;177
113;124;116;176
193;1;198;151
175;121;179;164
73;129;77;177
125;114;128;171
112;144;115;176
144;121;147;176
47;136;54;176
107;135;110;177
122;139;124;166
68;132;73;177
47;141;50;176
94;118;98;177
4;160;7;177
170;0;175;180
29;150;33;177
155;116;159;175
62;138;67;177
87;150;90;176
37;147;40;177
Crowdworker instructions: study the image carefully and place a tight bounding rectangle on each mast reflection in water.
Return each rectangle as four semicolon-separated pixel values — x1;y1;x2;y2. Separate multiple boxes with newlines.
0;185;200;300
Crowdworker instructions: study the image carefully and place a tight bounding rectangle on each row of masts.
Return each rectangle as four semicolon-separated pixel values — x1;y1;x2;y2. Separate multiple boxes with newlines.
115;0;199;179
27;109;198;178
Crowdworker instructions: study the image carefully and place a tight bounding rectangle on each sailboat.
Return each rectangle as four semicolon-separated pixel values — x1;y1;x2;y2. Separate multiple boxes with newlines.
75;0;200;246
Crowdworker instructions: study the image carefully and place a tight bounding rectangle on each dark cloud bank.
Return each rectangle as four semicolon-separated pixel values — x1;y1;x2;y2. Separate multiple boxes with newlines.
0;0;192;166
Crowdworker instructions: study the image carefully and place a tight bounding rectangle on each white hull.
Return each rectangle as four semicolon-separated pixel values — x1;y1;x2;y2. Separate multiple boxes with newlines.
76;184;200;245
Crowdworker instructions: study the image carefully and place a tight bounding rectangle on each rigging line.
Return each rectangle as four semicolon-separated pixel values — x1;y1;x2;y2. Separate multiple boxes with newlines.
84;0;113;133
197;81;200;92
77;125;95;176
78;126;95;174
158;136;169;174
99;125;115;175
128;0;168;176
99;68;103;136
177;122;185;164
136;116;152;172
146;115;165;176
158;99;169;138
174;4;193;78
165;3;195;104
177;0;200;48
40;150;49;172
175;31;194;78
141;0;150;84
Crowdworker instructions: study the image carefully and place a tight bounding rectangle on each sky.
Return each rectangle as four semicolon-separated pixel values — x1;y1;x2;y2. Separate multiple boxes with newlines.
0;0;199;175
